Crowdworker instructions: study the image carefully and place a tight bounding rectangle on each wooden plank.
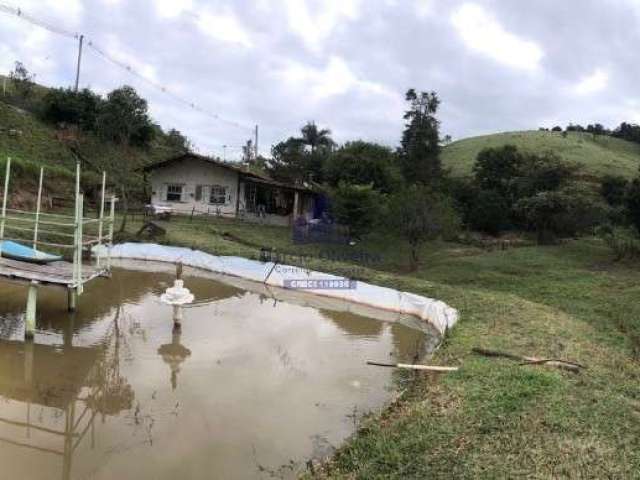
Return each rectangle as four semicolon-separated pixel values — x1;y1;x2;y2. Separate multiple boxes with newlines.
0;257;106;287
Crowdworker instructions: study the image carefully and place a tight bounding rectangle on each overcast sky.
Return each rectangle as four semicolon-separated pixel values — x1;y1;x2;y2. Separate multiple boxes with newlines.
1;0;639;160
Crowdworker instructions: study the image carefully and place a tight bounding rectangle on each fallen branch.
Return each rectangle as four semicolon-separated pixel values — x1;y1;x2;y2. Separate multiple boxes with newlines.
367;361;458;372
472;347;585;373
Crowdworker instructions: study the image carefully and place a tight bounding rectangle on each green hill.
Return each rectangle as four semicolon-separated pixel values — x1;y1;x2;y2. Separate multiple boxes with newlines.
442;130;640;179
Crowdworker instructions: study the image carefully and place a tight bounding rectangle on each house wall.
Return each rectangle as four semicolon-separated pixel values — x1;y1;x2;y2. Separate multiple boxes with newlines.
149;158;239;216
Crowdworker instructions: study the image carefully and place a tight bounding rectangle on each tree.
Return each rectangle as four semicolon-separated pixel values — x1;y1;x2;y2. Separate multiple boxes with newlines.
96;86;154;146
300;122;334;153
472;145;524;202
323;141;402;193
551;126;562;132
329;183;382;239
267;137;307;184
9;61;35;99
164;128;191;152
41;88;103;131
399;89;441;184
385;185;460;270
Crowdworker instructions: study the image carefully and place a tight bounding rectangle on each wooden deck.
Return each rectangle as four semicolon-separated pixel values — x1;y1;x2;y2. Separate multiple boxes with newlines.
0;257;108;288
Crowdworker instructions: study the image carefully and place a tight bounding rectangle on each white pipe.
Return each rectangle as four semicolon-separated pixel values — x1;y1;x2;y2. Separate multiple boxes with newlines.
32;167;44;249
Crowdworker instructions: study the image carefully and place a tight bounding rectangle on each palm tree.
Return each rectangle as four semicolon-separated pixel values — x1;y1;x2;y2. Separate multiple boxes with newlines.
300;121;334;153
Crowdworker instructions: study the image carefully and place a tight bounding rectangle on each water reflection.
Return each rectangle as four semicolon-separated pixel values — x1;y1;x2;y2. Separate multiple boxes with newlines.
0;311;133;480
0;267;435;479
158;330;191;391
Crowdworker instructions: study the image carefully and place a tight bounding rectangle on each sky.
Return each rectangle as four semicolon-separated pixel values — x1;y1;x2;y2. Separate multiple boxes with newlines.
1;0;639;160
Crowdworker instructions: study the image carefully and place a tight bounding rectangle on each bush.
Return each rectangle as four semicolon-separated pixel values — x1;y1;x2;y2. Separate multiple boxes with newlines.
598;228;640;260
517;186;608;244
329;183;382;239
469;190;511;235
600;174;629;207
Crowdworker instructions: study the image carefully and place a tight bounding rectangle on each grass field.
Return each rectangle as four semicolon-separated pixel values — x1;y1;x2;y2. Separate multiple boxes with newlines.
120;216;640;479
442;130;640;179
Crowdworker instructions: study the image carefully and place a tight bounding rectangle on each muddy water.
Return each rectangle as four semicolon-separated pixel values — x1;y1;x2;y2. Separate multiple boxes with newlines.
0;266;436;479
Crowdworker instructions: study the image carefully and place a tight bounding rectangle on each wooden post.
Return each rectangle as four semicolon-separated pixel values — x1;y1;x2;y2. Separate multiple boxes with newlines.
25;281;38;340
96;171;106;267
68;287;77;312
0;156;10;242
32;167;44;249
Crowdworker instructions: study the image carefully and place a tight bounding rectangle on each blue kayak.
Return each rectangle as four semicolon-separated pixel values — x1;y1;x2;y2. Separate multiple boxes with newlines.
0;240;63;264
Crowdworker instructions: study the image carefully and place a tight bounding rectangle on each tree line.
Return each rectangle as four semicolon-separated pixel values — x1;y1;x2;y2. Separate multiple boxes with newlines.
5;61;191;152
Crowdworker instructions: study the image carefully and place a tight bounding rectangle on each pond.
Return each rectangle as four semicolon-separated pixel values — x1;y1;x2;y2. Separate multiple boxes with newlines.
0;262;439;479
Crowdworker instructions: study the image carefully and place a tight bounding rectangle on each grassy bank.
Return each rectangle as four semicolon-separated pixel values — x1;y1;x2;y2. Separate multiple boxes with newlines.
442;130;640;179
121;216;640;478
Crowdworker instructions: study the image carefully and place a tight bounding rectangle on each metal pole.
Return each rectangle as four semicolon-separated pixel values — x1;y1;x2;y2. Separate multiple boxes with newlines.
97;171;106;267
32;167;44;249
107;196;116;270
0;157;11;242
74;34;84;92
72;162;80;289
77;194;84;295
255;125;259;158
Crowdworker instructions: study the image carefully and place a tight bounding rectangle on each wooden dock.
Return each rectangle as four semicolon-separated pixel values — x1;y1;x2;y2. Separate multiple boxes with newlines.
0;257;108;288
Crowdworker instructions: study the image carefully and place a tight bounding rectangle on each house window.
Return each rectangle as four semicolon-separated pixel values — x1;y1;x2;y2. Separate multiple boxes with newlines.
209;185;227;205
195;185;203;202
166;184;183;202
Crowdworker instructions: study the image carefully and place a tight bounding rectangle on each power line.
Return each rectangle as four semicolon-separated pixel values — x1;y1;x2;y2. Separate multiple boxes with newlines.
0;1;254;133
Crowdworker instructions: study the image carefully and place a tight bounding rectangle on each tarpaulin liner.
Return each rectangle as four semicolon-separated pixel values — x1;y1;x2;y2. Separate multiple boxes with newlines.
96;243;459;335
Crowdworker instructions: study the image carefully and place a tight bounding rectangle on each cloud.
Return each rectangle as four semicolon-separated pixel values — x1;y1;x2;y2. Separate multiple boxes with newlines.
196;10;253;48
153;0;193;19
276;56;394;101
284;0;362;52
574;68;609;95
451;3;543;71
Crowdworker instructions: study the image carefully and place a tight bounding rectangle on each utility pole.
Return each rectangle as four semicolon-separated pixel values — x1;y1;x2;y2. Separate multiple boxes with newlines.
254;125;259;158
74;34;84;92
222;145;227;162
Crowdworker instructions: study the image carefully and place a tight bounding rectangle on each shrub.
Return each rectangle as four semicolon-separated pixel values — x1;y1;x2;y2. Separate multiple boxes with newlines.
469;190;511;235
517;186;608;244
600;175;629;207
329;183;382;239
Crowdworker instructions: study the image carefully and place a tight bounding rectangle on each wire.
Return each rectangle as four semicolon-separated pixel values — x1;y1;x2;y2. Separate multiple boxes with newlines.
0;2;78;39
0;1;255;133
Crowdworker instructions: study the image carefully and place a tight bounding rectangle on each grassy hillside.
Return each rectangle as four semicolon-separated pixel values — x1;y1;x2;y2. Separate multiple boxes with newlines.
0;86;178;200
442;130;640;179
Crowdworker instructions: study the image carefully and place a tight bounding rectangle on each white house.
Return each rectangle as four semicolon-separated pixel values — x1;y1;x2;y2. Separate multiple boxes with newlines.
144;153;317;226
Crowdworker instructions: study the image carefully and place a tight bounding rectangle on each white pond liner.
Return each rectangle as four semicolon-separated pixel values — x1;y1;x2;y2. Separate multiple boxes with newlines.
96;243;459;336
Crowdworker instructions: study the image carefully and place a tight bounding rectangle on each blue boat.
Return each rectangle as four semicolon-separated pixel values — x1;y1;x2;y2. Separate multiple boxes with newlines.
0;240;63;264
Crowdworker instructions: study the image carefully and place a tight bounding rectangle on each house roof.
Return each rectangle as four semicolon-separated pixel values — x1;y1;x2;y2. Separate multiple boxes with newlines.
144;153;314;193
